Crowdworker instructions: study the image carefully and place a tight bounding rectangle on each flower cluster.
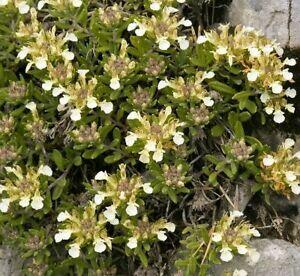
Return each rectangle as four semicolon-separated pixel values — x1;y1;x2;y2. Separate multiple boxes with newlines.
202;24;296;123
92;164;153;222
55;203;112;258
124;216;175;249
225;139;253;162
125;106;185;163
0;0;30;14
211;211;261;263
260;138;300;197
0;165;52;212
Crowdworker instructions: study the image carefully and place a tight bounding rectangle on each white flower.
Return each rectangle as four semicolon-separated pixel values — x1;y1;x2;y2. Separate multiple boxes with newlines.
197;35;207;44
77;69;89;77
61;50;75;61
65;33;78;42
157;230;167;241
95;171;108;181
263;155;275;166
126;202;139;216
71;0;82;7
260;93;270;103
158;39;171;50
54;229;72;242
282;69;293;81
31;195;44;210
181;19;192;27
248;47;261;58
57;211;71;222
17;1;30;14
37;0;46;9
247;70;259;82
25;101;37;112
94;239;106;253
233;269;248;276
203;71;215;79
70;109;81;121
177;0;186;3
127;237;138;249
286;171;297;182
87;97;98;109
153;149;164;162
237;244;248;254
150;2;160;11
110;78;120;90
135;27;146;37
127;22;138;32
271;82;283;94
294;151;300;159
143;182;153;194
125;133;138;147
173;132;184;145
42;80;53;91
52;87;65;97
275;46;284;57
145;140;157;152
99;101;113;114
165;7;178;13
283;138;295;149
212;232;222;242
0;198;10;213
247;248;260;264
35;57;47;70
38;165;53;176
273;110;285;123
284;58;296;66
203;96;214;107
17;46;30;59
139;150;150;164
291;183;300;195
262;45;273;55
103;205;117;221
68;243;80;258
285;88;297;98
285;104;295;113
94;192;106;205
0;185;6;194
127;111;141;120
264;106;274;115
216;46;227;55
165;222;176;232
177;36;189;50
19;196;30;208
109;218;119;225
250;228;260;237
220;247;233;262
0;0;8;6
59;94;70;105
158;80;168;90
230;210;243;218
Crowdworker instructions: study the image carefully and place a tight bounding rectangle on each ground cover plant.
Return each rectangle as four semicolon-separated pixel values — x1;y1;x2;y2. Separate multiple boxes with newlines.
0;0;299;275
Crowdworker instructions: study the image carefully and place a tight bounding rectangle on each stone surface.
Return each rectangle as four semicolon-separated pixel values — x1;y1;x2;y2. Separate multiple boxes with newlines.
228;0;300;48
210;239;300;276
0;247;22;276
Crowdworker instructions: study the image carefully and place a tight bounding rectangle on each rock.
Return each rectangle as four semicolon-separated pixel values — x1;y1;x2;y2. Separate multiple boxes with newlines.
228;0;300;49
0;247;22;276
210;239;300;276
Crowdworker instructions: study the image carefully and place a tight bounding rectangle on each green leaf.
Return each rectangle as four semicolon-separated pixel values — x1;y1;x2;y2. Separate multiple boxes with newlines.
52;178;67;200
208;81;236;95
234;121;244;138
211;125;225;137
50;150;65;171
104;152;122;164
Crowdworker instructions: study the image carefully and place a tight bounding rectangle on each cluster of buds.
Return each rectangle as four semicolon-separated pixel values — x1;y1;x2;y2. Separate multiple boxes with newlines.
189;104;211;125
201;24;296;123
0;0;30;14
71;122;100;144
130;86;152;110
124;216;175;249
92;164;153;223
17;24;77;72
98;3;125;26
8;82;27;99
25;102;47;142
0;145;18;165
158;71;215;106
127;6;191;50
162;163;188;188
211;211;260;263
0;115;14;135
144;56;166;77
54;70;113;121
260;138;300;197
37;0;83;10
104;39;136;90
125;106;185;163
226;139;253;162
0;164;52;212
55;203;112;258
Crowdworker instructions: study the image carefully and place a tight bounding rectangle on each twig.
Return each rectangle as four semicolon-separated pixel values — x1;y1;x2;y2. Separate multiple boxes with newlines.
48;164;72;190
218;184;236;209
